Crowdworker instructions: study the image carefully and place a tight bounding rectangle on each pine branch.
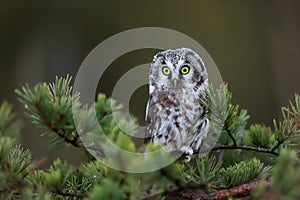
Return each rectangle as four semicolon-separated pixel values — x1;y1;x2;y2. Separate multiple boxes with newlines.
194;144;279;156
166;181;264;200
35;103;80;147
11;76;300;199
53;189;88;198
142;183;206;200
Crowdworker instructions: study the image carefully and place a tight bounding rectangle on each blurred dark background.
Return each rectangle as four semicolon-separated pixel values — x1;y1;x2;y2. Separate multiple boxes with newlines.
1;0;300;166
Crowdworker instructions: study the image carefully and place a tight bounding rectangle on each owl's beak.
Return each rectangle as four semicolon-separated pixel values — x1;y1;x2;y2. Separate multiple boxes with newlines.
173;79;178;88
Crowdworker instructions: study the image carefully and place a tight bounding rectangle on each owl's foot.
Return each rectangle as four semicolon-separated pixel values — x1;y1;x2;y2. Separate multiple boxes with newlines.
180;146;194;162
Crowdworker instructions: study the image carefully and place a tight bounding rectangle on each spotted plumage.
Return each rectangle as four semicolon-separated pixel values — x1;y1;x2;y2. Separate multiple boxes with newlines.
145;48;209;160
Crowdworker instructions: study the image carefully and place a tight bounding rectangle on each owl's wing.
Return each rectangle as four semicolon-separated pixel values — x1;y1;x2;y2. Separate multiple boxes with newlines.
145;93;159;121
144;95;159;143
145;99;150;122
144;96;152;143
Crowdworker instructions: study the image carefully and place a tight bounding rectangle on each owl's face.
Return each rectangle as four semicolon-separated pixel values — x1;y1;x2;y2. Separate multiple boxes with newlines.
149;48;208;96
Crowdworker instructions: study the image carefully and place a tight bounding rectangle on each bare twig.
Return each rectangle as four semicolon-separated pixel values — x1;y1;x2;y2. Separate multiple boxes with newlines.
211;145;279;156
270;140;284;152
224;125;237;147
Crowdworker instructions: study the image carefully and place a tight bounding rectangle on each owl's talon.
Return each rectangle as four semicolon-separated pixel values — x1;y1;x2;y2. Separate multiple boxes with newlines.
180;147;194;162
181;146;194;156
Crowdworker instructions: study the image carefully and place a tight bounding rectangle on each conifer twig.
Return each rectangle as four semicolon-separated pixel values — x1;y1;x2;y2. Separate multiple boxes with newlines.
35;103;80;147
271;113;300;152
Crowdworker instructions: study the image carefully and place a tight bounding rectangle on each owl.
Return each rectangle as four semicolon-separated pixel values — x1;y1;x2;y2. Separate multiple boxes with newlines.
145;47;209;160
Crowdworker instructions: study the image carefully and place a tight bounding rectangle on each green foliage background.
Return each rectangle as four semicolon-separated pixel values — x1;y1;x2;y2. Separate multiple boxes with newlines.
0;75;299;199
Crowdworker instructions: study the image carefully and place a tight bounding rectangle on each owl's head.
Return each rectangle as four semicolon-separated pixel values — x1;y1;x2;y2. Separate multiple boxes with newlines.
149;48;208;96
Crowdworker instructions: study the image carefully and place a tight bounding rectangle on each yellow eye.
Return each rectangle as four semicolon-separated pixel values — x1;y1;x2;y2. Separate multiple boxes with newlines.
162;66;171;75
180;66;190;74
